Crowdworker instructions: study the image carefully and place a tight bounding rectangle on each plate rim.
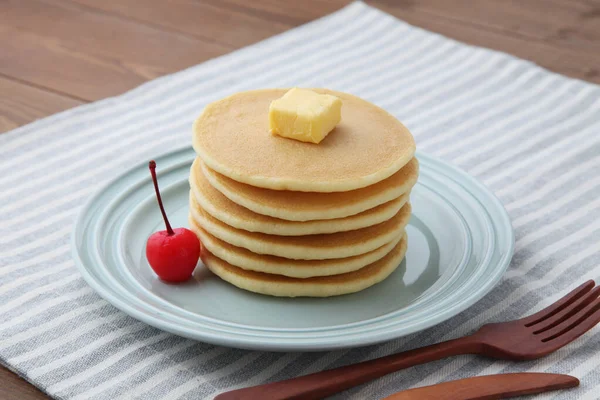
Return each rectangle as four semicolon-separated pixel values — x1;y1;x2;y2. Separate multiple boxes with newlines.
71;146;515;351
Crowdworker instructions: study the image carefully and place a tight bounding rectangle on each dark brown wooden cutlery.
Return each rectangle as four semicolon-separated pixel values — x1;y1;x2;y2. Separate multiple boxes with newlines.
383;372;578;399
216;280;600;400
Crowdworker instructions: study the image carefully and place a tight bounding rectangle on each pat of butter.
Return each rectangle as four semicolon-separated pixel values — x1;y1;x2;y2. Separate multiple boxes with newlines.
269;88;342;144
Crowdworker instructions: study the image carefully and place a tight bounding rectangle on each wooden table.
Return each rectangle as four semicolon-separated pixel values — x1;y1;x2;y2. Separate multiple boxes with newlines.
1;0;599;397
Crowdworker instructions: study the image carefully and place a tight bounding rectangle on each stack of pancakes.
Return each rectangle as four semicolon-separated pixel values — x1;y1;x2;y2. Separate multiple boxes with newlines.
189;89;417;297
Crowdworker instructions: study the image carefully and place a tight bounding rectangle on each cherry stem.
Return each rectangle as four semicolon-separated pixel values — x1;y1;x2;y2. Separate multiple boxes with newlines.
149;160;174;235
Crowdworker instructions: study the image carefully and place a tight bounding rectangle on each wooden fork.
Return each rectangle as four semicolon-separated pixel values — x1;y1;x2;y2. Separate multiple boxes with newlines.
216;280;600;400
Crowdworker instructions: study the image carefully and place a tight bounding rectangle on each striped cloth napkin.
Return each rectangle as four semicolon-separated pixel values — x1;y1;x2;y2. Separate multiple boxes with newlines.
2;2;600;399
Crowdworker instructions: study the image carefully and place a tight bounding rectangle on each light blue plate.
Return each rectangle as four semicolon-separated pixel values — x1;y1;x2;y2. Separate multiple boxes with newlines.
72;147;514;351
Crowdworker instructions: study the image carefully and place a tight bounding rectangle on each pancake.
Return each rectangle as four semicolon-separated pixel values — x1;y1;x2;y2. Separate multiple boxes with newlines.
200;233;408;297
193;89;416;192
189;218;404;278
190;159;410;235
200;157;418;221
189;196;411;260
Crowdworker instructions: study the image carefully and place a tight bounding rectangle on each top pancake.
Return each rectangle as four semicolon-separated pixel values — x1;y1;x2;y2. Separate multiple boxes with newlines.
193;89;416;192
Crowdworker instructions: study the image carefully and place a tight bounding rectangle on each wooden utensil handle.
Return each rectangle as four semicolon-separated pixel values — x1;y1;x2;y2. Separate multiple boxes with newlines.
215;336;478;400
383;373;579;399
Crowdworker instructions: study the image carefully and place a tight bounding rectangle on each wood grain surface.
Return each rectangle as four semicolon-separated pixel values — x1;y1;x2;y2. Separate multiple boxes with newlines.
1;0;599;398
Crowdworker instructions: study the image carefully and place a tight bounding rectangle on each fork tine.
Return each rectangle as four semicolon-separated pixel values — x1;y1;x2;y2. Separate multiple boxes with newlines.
532;286;600;334
538;303;600;354
539;297;600;342
521;280;595;327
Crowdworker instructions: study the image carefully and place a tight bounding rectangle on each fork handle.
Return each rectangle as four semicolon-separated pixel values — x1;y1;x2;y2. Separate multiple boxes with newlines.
214;336;479;400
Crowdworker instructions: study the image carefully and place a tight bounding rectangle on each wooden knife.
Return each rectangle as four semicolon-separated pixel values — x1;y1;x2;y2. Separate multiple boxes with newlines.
383;373;579;400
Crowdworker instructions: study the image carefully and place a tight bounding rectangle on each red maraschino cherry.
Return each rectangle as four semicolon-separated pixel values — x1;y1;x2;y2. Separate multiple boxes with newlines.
146;160;200;282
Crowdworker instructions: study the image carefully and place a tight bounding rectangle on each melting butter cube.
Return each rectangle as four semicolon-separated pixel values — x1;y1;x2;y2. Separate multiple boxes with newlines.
269;88;342;144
